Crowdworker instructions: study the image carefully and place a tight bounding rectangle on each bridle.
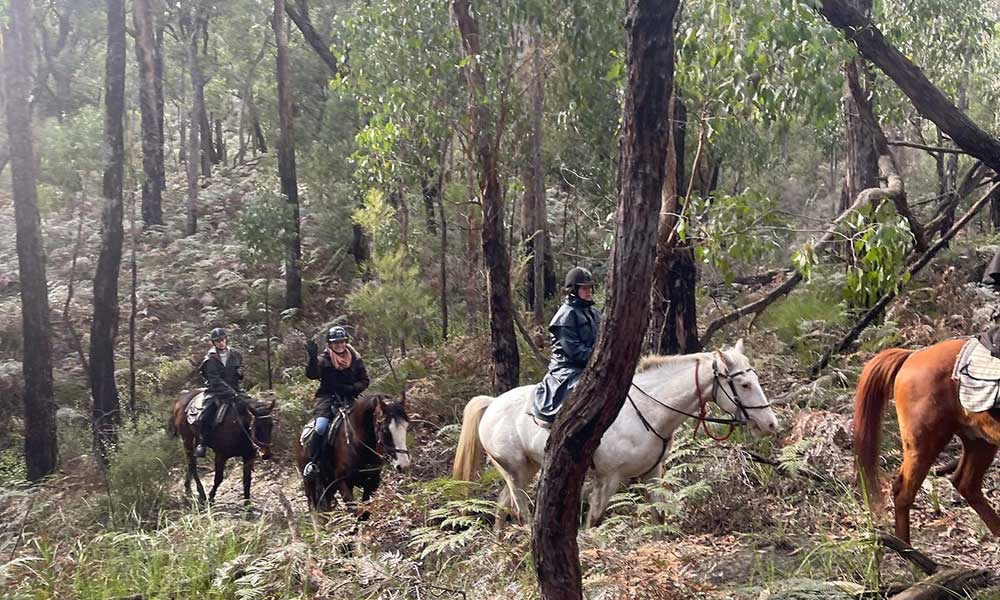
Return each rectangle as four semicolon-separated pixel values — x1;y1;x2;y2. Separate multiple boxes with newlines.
370;401;409;464
628;350;772;445
237;411;273;455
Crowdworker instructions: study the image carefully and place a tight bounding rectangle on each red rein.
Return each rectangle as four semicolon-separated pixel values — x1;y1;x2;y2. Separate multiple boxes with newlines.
694;359;735;442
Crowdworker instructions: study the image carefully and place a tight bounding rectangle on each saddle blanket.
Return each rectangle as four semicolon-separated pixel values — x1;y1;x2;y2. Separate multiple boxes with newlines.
953;338;1000;412
185;391;230;425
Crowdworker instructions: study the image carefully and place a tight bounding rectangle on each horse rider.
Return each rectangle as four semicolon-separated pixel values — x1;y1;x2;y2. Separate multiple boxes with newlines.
195;327;253;457
302;325;371;479
533;267;603;427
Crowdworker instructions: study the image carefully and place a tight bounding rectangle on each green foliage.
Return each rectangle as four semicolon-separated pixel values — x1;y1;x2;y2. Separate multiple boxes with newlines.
348;249;437;354
234;184;295;275
689;188;791;280
843;201;914;307
757;276;848;361
104;416;184;525
0;447;26;485
36;107;104;209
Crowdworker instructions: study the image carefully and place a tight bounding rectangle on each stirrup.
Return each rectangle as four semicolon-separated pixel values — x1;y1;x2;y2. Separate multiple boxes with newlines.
303;462;319;479
194;444;207;458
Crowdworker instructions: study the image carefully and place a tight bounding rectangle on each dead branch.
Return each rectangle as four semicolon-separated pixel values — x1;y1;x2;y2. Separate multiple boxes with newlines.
275;488;338;599
513;310;548;370
887;140;966;155
811;181;1000;375
876;532;939;576
889;568;997;600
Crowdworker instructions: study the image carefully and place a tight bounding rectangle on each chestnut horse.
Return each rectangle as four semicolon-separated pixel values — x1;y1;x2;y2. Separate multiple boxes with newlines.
294;394;411;511
169;389;275;505
855;338;1000;544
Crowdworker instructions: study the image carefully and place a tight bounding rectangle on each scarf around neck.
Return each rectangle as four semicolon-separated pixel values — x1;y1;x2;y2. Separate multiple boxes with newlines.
328;347;353;370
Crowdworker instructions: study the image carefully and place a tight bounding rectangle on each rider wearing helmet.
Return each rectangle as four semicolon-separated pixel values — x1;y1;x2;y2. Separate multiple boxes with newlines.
302;325;371;479
533;267;603;426
195;327;250;457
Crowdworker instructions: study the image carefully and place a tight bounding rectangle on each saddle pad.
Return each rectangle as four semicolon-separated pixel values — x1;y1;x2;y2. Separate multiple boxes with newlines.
186;392;207;425
185;391;229;425
953;338;1000;412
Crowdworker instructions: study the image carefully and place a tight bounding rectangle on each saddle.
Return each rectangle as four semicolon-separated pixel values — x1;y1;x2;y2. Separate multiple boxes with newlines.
953;337;1000;412
300;406;352;448
185;390;233;426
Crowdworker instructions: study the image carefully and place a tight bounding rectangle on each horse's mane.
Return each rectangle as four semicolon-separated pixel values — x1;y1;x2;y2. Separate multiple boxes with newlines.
367;393;409;422
636;353;705;373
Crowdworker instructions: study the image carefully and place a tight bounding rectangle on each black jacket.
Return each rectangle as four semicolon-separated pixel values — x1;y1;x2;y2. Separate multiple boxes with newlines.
548;296;602;370
306;346;370;400
533;296;602;421
200;347;244;402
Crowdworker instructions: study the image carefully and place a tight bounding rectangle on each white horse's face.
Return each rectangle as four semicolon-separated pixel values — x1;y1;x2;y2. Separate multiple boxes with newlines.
388;417;411;471
715;339;779;438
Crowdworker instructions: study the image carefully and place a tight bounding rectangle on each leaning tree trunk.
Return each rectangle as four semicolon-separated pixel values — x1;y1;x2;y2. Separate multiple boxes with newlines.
532;0;678;597
274;0;303;310
134;0;164;228
817;0;1000;174
453;0;520;393
90;0;127;464
4;0;58;481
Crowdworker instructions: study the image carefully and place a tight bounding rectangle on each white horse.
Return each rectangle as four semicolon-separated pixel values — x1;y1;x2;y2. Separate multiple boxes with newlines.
452;339;779;530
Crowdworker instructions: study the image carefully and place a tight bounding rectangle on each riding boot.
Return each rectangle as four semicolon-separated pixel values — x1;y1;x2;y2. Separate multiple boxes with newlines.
195;415;212;458
303;434;324;479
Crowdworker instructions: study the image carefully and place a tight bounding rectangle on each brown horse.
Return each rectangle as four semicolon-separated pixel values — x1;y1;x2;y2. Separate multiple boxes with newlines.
169;388;275;506
294;394;410;512
855;338;1000;544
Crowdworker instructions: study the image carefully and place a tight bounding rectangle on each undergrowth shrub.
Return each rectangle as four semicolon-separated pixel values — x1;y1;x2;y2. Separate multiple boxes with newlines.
104;415;184;524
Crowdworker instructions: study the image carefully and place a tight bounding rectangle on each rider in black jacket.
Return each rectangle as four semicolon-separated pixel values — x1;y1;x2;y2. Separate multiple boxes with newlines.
195;327;252;457
302;325;371;479
533;267;603;426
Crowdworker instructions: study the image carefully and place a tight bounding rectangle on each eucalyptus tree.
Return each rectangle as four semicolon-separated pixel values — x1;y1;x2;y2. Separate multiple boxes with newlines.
533;1;679;596
134;0;165;227
90;0;127;462
4;0;58;480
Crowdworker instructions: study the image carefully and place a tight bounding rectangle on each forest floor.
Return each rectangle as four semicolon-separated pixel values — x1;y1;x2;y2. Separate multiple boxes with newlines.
3;167;1000;598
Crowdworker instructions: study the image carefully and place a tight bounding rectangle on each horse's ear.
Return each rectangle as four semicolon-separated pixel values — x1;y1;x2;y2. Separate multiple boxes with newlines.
734;338;745;355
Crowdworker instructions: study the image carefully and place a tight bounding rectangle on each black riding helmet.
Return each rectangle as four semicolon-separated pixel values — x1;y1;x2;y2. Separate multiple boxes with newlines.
209;327;227;341
564;267;595;289
327;326;349;343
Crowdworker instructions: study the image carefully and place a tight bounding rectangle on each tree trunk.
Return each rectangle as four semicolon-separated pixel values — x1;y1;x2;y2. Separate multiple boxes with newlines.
134;0;164;228
186;6;211;178
185;27;200;236
284;1;340;75
650;94;700;355
840;0;878;213
437;139;451;340
128;191;137;417
526;21;551;328
155;27;166;190
250;92;268;153
214;117;226;165
532;0;678;597
3;0;58;481
274;0;303;310
453;0;520;393
817;0;1000;174
90;0;127;463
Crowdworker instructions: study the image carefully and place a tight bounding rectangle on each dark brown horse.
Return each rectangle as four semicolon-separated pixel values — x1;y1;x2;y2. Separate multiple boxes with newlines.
170;388;275;505
294;394;410;511
855;338;1000;544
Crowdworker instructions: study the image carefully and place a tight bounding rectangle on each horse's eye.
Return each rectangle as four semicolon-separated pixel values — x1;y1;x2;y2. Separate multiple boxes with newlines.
741;383;751;389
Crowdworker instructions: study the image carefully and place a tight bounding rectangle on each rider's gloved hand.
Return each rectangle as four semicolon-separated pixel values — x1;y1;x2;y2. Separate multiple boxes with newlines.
306;340;318;359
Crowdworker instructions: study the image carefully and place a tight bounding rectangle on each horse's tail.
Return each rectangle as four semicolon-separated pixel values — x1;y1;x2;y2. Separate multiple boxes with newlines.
168;413;179;437
452;395;493;481
854;347;913;513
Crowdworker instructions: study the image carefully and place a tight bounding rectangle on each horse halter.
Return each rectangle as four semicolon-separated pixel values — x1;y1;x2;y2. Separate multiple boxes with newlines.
241;412;273;455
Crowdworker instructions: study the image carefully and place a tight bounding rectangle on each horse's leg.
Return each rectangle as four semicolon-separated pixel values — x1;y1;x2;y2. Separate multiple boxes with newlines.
493;484;514;537
586;474;622;529
892;419;951;544
242;456;254;507
950;434;1000;536
209;453;226;504
186;438;207;504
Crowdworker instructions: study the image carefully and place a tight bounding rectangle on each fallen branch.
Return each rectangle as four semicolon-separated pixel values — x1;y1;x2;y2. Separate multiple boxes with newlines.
887;140;966;156
889;568;997;600
513;310;548;370
876;532;938;576
811;181;1000;375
